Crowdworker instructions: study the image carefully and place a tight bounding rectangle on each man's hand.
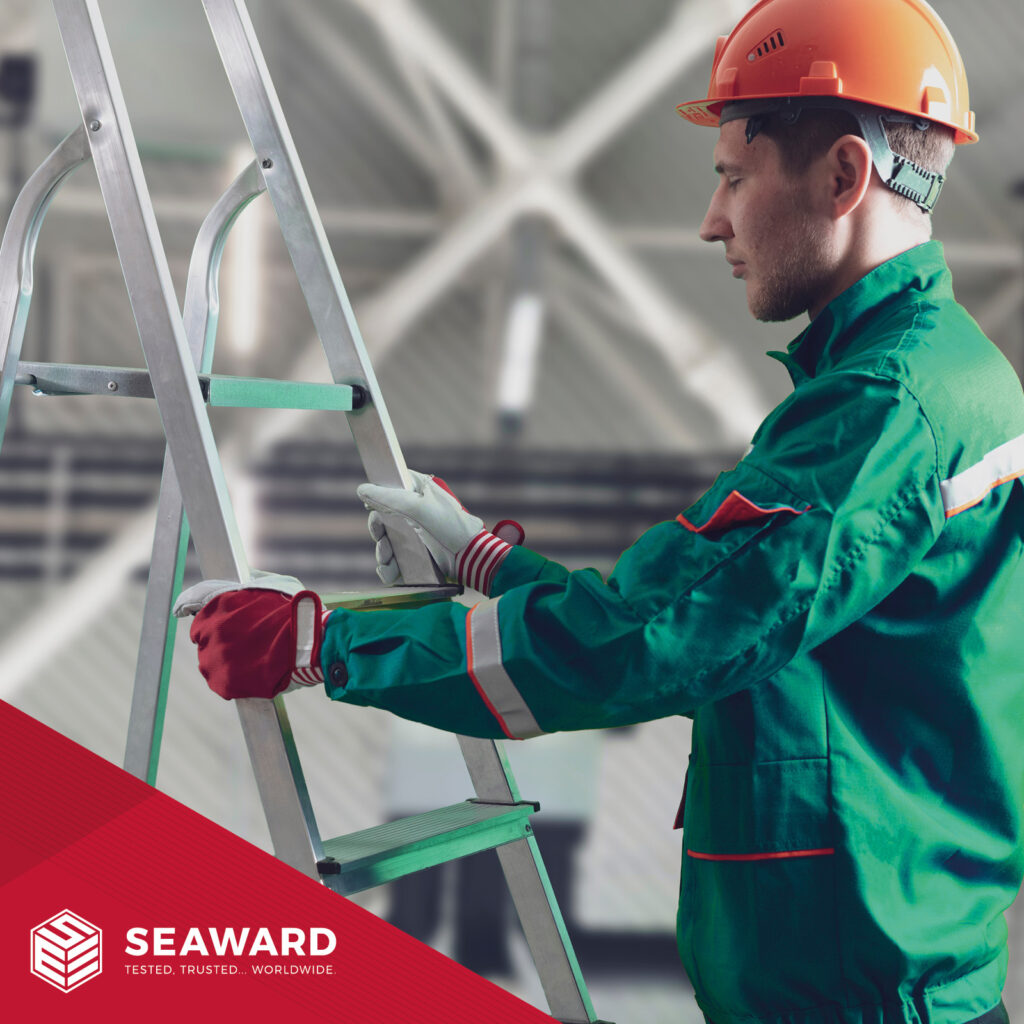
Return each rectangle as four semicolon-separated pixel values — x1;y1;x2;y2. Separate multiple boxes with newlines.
174;575;329;700
357;471;523;594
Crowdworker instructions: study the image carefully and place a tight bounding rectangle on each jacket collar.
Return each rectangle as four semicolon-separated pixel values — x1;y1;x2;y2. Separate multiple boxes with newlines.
767;241;953;384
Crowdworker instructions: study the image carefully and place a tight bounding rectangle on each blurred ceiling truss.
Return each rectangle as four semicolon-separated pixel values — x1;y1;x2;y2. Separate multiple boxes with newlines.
2;0;1022;697
338;0;767;444
3;0;768;696
38;0;769;440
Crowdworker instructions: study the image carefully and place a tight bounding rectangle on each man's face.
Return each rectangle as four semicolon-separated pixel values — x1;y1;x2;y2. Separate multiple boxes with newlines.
700;120;835;323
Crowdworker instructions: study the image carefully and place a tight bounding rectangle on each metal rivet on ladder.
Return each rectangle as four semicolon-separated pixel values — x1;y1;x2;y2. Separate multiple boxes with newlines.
106;380;118;392
261;158;273;169
89;119;101;131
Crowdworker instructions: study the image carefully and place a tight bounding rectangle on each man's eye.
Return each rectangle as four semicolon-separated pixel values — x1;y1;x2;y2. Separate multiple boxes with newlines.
727;178;742;189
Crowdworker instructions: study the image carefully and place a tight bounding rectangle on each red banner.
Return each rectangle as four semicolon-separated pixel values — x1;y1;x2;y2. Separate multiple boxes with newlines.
0;700;555;1022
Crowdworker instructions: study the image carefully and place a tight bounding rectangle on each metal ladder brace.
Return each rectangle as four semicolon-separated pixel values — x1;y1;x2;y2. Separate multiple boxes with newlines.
0;2;611;1020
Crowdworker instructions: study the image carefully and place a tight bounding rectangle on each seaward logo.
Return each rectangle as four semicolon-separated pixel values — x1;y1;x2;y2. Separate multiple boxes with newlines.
30;910;102;993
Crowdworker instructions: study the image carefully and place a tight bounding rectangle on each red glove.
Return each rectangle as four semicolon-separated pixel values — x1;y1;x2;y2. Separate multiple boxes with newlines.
188;588;328;700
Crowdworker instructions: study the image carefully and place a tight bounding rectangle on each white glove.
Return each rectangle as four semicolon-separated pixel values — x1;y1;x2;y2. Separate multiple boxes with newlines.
172;570;305;618
357;471;523;595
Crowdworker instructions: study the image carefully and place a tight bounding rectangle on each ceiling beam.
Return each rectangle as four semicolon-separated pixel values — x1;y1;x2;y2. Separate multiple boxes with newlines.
550;281;702;447
545;0;750;177
343;0;765;443
288;0;442;177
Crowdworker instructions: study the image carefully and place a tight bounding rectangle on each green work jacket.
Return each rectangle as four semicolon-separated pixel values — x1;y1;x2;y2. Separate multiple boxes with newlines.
321;242;1024;1024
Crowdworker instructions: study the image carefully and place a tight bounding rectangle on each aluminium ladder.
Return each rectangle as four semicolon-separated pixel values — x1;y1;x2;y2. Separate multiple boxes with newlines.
0;1;608;1020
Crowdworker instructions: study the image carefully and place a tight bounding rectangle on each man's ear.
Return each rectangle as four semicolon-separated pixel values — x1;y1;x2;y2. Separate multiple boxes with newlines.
823;133;874;219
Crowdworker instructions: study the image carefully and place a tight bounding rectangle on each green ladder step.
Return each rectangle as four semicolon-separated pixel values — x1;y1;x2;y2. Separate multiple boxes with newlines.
317;799;538;896
16;361;366;410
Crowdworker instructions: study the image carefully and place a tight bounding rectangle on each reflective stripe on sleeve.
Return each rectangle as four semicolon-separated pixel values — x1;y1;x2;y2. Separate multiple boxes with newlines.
465;597;544;740
940;433;1024;518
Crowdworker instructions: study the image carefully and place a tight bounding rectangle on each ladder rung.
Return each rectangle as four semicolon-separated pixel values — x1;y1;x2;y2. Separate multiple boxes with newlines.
15;361;366;411
205;375;363;411
317;800;538;896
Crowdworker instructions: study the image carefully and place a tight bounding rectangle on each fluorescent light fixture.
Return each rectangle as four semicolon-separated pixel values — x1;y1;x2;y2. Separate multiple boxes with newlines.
496;292;544;414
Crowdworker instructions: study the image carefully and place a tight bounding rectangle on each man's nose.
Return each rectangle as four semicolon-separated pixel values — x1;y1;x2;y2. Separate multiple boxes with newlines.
699;192;731;244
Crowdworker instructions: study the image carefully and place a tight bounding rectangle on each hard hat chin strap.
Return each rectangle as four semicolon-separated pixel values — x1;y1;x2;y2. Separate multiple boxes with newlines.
721;98;945;213
853;107;945;214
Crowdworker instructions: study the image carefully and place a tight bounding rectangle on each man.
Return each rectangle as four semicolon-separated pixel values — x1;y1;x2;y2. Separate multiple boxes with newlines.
177;1;1024;1021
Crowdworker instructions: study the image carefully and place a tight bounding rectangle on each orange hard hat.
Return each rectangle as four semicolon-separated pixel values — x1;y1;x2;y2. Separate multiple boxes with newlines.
677;0;977;145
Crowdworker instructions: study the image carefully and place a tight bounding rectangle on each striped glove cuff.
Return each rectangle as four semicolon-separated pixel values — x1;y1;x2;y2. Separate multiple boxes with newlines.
455;530;514;595
287;602;333;687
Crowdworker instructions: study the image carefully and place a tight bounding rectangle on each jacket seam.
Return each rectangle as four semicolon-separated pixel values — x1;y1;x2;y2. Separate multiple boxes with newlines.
723;459;810;509
700;952;1003;1024
919;952;1004;997
688;754;827;768
869;364;945;488
818;480;925;588
704;993;913;1024
813;357;945;491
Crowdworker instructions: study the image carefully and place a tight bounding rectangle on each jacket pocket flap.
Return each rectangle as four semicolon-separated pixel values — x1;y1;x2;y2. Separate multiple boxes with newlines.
678;489;810;539
681;758;833;858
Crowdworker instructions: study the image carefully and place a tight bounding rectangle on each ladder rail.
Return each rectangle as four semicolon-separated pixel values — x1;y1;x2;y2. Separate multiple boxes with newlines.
0;125;91;446
200;5;602;1015
42;2;606;1016
200;0;437;583
497;837;598;1024
125;157;326;871
52;0;323;879
457;736;597;1021
123;468;188;785
52;0;248;581
237;694;326;872
125;162;267;783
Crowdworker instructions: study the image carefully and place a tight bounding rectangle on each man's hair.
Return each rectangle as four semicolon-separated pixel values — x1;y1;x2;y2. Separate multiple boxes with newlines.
758;107;956;213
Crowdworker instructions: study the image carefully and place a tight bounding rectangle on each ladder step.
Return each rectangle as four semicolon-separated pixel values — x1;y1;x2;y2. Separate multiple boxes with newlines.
317;799;538;896
16;361;366;411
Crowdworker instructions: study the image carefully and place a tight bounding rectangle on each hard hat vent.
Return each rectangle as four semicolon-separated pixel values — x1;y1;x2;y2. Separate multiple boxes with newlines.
747;29;785;63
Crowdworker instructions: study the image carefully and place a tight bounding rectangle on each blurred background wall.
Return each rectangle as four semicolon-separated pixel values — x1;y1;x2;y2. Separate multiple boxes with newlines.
0;1;1021;1020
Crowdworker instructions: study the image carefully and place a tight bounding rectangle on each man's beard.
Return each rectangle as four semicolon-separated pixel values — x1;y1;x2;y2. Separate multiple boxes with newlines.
749;214;835;323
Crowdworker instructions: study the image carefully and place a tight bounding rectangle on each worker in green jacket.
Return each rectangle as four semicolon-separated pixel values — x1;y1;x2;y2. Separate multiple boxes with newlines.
176;1;1024;1021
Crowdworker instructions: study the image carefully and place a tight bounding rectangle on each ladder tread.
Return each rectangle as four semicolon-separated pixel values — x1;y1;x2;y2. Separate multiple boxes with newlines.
317;799;537;895
15;361;361;410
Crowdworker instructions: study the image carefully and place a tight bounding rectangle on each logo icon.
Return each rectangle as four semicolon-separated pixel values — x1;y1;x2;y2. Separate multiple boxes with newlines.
31;910;102;993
